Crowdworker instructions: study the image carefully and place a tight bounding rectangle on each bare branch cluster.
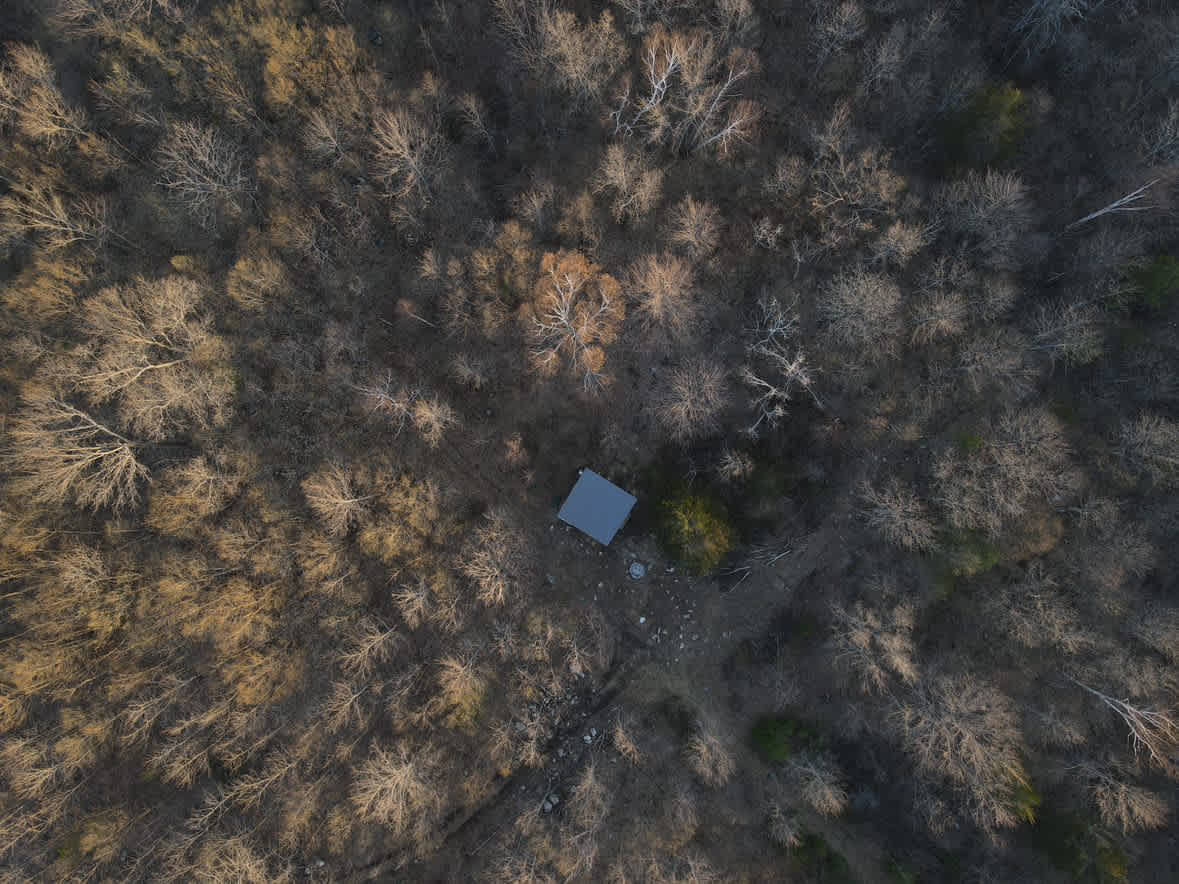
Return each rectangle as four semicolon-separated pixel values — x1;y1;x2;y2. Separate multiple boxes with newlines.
859;481;937;552
0;43;89;143
830;599;918;693
6;396;148;513
494;0;626;103
592;143;664;223
72;275;233;440
461;508;536;606
1118;413;1179;487
935;408;1078;536
740;295;819;438
818;267;902;364
609;26;760;155
157;122;250;229
627;251;698;349
657;359;728;444
899;676;1029;833
529;251;624;392
1071;677;1179;775
302;464;370;536
938;170;1031;270
0;181;111;253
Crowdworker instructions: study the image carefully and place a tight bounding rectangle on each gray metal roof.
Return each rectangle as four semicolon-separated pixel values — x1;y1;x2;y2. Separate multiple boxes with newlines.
558;469;636;545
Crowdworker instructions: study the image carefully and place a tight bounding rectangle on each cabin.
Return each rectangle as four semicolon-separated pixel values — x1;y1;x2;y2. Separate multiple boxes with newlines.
557;469;636;545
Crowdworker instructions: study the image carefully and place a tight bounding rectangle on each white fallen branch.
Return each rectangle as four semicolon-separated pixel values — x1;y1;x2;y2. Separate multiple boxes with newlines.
1065;179;1159;230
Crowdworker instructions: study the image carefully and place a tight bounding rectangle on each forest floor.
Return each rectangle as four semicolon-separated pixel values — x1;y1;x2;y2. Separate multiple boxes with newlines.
364;508;891;883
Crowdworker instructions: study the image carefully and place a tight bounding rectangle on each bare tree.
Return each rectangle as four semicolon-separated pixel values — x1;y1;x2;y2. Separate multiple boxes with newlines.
766;802;802;850
859;481;937;552
74;275;233;440
628;252;698;347
302;464;371;536
371;106;449;206
810;1;867;71
818;268;902;363
157;121;250;229
337;619;401;678
461;507;536;606
787;751;849;817
830;599;918;693
1029;299;1103;367
938;171;1031;270
434;655;486;729
411;396;459;448
1012;0;1096;60
0;43;89;143
668;195;721;258
351;743;442;839
1070;677;1179;775
6;396;149;512
935;408;1078;536
302;109;348;165
529;251;625;392
1143;100;1179;166
987;563;1090;654
898;675;1029;834
740;295;819;437
656;359;727;444
593;143;664;223
1118;413;1179;487
684;721;734;788
0;180;111;253
1071;762;1170;833
494;0;625;103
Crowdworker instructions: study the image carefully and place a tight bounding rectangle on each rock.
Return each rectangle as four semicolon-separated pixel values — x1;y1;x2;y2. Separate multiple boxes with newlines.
583;733;592;744
590;727;597;737
542;801;553;813
550;793;559;805
639;616;646;624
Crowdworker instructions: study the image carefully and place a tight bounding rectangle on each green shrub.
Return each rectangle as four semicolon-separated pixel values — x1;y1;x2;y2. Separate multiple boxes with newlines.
751;716;822;763
1128;255;1179;311
943;83;1028;168
1031;809;1129;883
657;490;734;574
956;431;985;454
942;530;1001;578
795;833;856;883
1011;773;1042;825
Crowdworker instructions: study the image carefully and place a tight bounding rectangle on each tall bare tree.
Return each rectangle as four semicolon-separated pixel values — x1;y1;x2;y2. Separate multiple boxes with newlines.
156;121;250;229
6;395;149;512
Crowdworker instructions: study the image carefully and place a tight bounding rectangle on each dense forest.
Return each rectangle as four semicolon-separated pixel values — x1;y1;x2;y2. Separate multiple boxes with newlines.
1;0;1178;881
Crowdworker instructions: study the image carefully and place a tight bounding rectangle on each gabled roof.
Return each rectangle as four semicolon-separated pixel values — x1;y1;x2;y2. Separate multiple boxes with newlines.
558;469;636;545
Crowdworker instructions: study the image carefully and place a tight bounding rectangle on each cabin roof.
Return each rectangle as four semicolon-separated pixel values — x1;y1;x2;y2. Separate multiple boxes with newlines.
557;469;636;545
